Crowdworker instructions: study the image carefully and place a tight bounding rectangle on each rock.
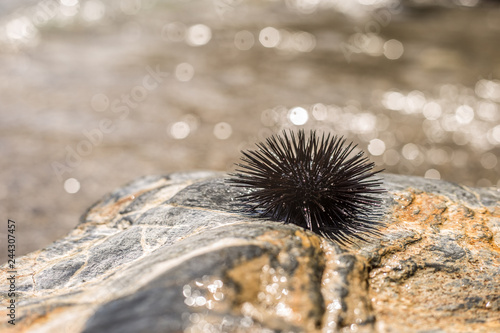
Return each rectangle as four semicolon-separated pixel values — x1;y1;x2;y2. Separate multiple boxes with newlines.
1;171;499;332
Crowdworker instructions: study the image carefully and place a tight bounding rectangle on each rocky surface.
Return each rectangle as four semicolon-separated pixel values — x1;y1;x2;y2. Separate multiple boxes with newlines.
1;171;499;332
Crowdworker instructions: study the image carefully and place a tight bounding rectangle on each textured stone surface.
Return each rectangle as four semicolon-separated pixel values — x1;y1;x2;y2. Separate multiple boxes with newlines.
1;171;499;332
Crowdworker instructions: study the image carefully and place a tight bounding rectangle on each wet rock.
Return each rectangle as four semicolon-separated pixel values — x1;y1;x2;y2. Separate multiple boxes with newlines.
1;171;499;332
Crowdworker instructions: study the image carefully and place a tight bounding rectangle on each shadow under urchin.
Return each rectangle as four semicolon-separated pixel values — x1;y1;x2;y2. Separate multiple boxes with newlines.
228;129;386;245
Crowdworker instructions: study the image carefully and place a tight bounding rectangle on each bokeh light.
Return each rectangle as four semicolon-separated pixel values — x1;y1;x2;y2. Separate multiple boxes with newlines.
175;63;194;82
64;178;81;194
424;169;441;180
170;122;191;140
368;139;386;156
288;107;308;125
91;93;109;112
163;22;186;42
383;39;404;60
214;122;232;140
234;30;255;50
186;24;212;46
259;27;281;48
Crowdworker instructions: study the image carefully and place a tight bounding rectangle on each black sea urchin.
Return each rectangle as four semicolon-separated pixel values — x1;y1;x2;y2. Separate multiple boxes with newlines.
229;130;385;244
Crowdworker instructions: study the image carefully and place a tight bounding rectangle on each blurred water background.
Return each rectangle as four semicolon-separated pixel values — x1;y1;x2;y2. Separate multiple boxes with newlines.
1;0;499;262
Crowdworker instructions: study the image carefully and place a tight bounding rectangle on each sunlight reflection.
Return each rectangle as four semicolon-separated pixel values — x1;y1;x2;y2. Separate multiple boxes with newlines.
259;27;280;48
186;24;212;46
234;30;255;50
288;107;309;125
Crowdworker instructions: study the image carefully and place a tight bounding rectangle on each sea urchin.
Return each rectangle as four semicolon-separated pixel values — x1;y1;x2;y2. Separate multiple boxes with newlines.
229;130;385;244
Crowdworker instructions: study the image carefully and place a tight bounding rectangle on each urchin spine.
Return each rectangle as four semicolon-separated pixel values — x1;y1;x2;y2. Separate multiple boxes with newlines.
229;130;385;244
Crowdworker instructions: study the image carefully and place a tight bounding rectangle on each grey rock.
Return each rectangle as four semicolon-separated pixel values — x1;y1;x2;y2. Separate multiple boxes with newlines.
1;171;499;332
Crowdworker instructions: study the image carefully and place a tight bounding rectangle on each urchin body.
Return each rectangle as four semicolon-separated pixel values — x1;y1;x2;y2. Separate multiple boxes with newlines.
229;130;385;244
